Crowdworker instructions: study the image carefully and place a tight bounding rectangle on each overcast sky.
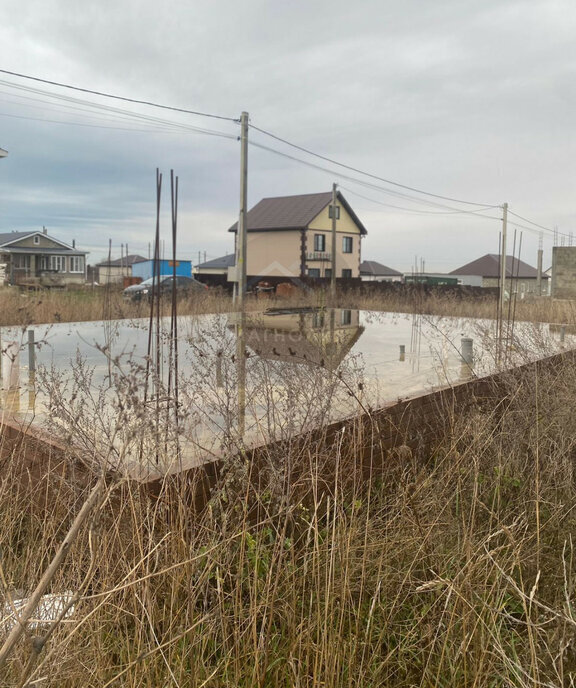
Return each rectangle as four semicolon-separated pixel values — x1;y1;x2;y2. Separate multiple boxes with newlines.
1;0;574;271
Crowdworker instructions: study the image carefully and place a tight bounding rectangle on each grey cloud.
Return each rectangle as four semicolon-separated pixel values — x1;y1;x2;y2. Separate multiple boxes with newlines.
1;0;575;270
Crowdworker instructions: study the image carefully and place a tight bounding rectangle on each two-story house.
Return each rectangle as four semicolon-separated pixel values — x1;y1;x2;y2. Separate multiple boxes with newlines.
228;191;367;280
0;228;88;287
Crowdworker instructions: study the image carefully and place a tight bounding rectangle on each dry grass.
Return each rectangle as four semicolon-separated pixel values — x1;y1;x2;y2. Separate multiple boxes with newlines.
1;347;576;685
1;283;574;330
0;286;238;327
342;286;576;325
1;286;576;685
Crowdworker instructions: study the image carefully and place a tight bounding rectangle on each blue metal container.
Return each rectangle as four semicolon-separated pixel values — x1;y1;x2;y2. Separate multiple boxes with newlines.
131;259;192;281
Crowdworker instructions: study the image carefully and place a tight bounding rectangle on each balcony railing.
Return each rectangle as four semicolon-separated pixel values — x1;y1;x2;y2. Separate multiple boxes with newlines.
306;251;331;261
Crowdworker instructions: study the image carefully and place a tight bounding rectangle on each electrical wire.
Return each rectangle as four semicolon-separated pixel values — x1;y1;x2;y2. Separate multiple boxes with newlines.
250;122;495;208
0;69;237;122
0;79;237;138
339;185;500;217
2;70;571;241
507;209;555;234
0;110;238;139
250;139;502;215
252;140;571;241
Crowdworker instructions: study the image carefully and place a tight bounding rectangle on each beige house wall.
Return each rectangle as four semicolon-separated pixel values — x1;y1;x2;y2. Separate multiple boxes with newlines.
237;200;364;280
307;204;362;278
246;230;302;277
252;309;360;332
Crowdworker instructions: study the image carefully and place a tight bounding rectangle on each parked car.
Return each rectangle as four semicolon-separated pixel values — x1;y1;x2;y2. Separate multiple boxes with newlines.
123;275;208;301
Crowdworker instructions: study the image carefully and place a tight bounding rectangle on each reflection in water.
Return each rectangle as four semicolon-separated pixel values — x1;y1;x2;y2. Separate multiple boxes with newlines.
0;309;573;479
2;388;20;413
230;308;364;370
235;309;247;437
1;341;20;391
458;362;474;382
229;308;363;440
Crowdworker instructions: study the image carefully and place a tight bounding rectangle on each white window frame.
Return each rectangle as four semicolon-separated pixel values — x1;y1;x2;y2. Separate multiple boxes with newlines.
50;255;66;272
13;254;31;269
33;235;40;245
341;309;352;325
69;256;84;273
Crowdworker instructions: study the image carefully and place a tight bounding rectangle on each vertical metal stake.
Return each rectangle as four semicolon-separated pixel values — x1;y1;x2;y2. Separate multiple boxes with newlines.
28;330;35;374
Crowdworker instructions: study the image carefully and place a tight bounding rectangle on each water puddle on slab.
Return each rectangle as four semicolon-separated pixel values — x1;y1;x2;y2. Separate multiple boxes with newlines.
0;309;570;480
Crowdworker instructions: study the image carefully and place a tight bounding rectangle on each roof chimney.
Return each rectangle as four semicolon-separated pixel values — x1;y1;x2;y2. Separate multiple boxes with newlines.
72;239;76;248
43;226;47;234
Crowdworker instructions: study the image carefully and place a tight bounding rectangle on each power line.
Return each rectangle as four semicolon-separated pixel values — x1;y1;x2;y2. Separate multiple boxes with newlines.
250;139;499;214
0;110;237;139
507;209;555;234
1;69;568;240
0;79;238;139
250;122;495;208
0;68;237;122
252;139;571;241
340;185;500;217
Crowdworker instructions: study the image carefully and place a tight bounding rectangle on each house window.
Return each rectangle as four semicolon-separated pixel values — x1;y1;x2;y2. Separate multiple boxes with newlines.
341;309;352;325
69;256;84;273
12;255;31;269
312;311;325;328
342;236;353;253
308;268;320;278
33;236;39;245
50;255;66;272
341;268;352;279
313;234;325;252
325;268;332;279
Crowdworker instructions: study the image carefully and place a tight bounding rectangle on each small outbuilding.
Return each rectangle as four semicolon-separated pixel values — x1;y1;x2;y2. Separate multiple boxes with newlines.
132;259;192;281
95;254;147;285
194;253;236;277
359;260;403;282
450;254;548;295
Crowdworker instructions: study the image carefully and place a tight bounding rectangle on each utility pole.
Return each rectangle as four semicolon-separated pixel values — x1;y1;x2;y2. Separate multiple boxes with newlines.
237;111;249;309
498;202;508;363
330;182;338;299
235;111;249;435
536;233;543;296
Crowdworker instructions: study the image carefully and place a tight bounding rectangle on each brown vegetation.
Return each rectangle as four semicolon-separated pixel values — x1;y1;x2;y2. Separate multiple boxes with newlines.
0;289;576;685
0;283;574;329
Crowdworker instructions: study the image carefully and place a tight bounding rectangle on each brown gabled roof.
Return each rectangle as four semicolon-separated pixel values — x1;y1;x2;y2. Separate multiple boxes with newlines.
228;191;367;235
360;260;402;276
97;254;147;267
450;254;544;279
